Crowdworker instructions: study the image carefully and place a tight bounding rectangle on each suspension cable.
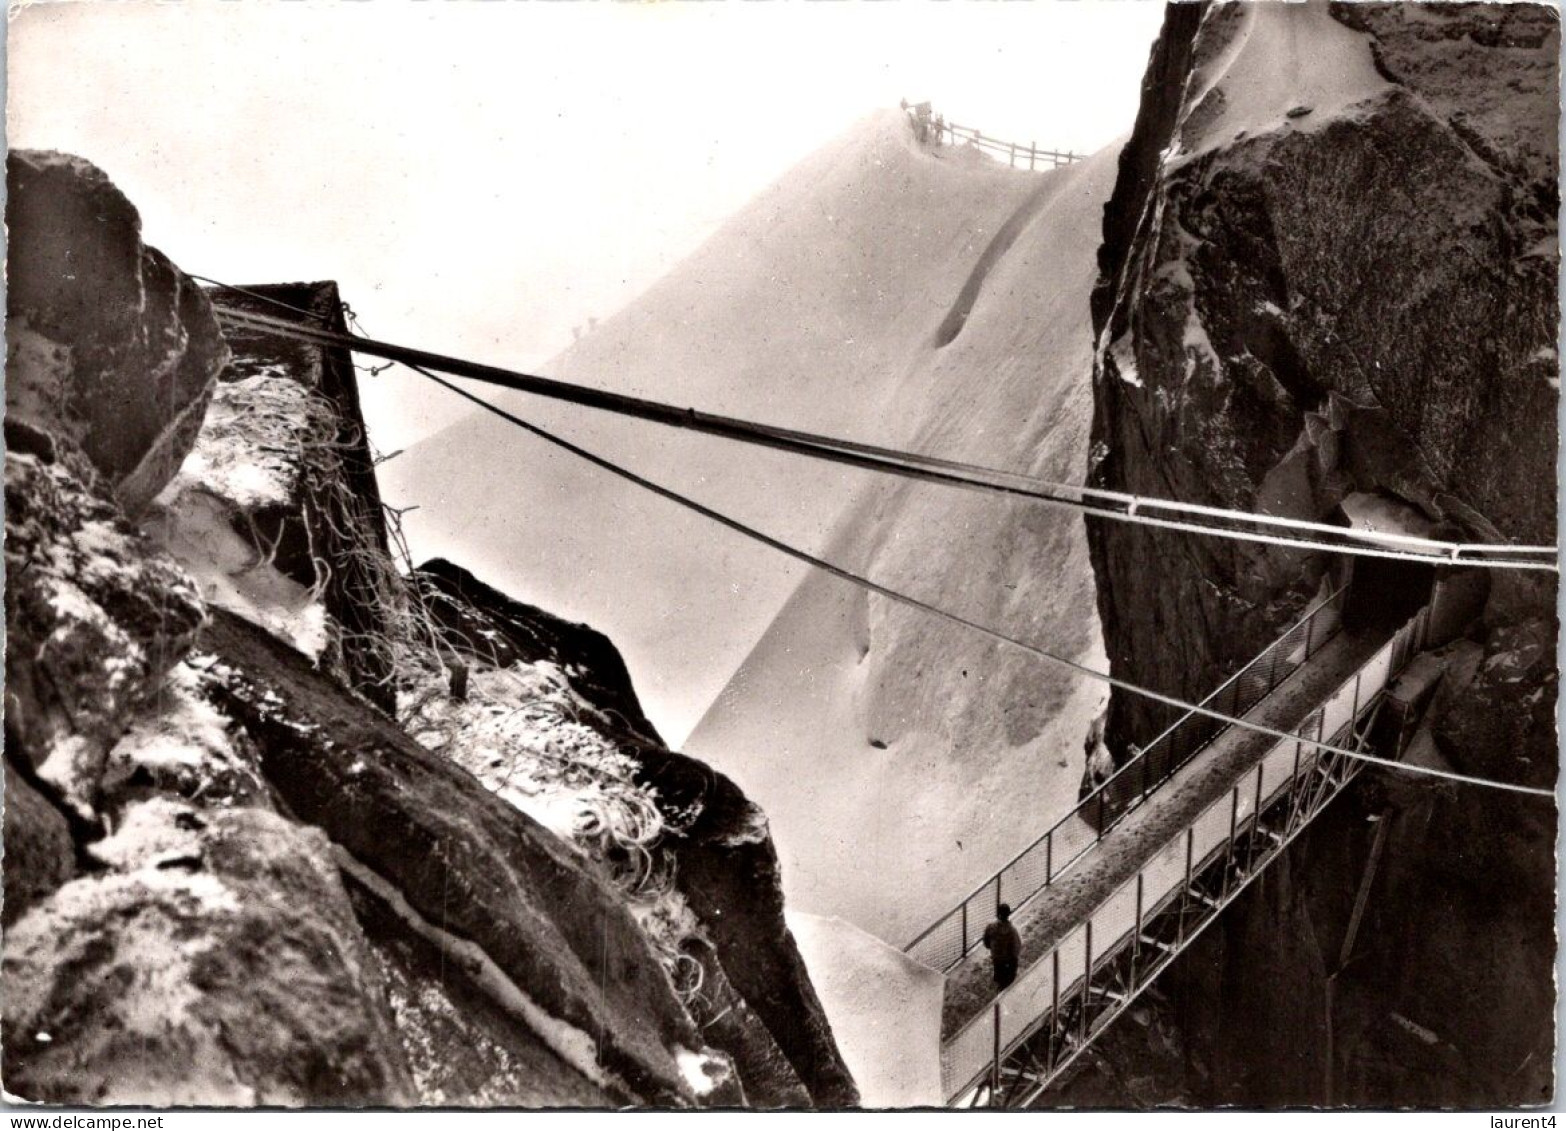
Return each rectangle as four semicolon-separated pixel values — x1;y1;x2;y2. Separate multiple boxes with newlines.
206;298;1559;573
194;278;1553;797
373;348;1553;800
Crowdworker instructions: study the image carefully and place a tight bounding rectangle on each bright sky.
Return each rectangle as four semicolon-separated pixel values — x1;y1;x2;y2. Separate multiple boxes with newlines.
8;0;1165;451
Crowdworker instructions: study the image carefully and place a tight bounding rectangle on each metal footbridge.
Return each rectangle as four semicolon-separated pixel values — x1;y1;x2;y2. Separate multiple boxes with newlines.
904;584;1434;1106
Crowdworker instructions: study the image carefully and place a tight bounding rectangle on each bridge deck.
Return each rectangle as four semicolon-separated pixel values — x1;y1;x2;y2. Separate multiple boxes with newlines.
940;623;1393;1039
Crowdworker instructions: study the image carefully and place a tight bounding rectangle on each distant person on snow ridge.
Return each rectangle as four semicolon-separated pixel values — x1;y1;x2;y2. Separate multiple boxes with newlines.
983;904;1022;990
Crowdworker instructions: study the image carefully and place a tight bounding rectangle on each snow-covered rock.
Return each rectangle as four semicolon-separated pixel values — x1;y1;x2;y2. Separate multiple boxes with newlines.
5;150;229;514
2;801;414;1106
2;765;75;927
4;446;206;821
149;282;399;710
197;605;727;1106
1083;0;1557;1106
2;148;856;1110
407;559;859;1106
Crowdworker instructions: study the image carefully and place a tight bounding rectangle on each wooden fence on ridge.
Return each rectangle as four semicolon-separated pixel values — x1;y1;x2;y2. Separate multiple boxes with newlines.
902;102;1082;171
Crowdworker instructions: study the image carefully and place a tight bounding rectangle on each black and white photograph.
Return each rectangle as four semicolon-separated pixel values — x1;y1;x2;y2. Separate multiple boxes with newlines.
0;0;1559;1115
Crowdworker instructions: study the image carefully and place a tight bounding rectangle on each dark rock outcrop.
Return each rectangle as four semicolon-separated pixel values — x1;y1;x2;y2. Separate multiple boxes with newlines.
4;447;206;821
679;939;812;1108
2;763;76;927
1091;0;1557;751
409;559;859;1107
345;884;615;1107
2;152;419;1107
196;606;721;1107
3;150;849;1110
1081;0;1557;1107
415;558;663;745
3;799;414;1106
631;745;860;1107
5;151;229;514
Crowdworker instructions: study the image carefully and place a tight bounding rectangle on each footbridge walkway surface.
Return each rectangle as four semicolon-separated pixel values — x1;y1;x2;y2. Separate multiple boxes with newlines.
909;591;1432;1106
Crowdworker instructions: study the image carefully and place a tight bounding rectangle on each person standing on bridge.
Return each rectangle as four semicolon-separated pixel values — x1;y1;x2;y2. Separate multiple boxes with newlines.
982;904;1022;990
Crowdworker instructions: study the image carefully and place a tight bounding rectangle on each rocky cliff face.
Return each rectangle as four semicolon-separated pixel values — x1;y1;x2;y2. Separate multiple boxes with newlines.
1080;2;1556;1107
6;151;229;516
2;151;855;1108
404;560;858;1106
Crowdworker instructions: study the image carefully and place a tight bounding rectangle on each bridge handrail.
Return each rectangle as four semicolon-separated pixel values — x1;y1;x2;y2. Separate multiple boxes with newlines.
904;582;1351;968
940;603;1429;1102
1105;580;1352;799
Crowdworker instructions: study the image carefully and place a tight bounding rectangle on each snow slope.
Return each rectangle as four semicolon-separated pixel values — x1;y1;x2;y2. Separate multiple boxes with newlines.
687;141;1121;947
1172;0;1388;166
379;110;1050;742
786;911;943;1108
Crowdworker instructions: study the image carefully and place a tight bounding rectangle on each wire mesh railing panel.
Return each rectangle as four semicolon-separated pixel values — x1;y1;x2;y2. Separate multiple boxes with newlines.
1361;639;1395;705
1136;834;1192;923
1084;879;1140;975
1047;816;1098;885
912;875;1000;971
916;587;1351;971
968;875;1000;948
1005;834;1054;911
909;906;969;974
1258;736;1300;810
942;1007;993;1100
1253;739;1276;805
948;607;1430;1105
1232;657;1280;719
1319;677;1358;742
1006;939;1072;1050
1112;585;1350;820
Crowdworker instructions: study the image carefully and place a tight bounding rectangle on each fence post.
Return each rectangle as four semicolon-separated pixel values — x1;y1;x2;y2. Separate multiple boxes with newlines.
1080;921;1094;1046
1132;873;1144;986
962;901;969;957
1224;786;1240;898
991;1001;1002;1100
1045;830;1054;884
1048;948;1061;1071
1179;826;1195;943
1008;141;1017;167
1288;737;1304;830
1029;143;1037;171
1251;762;1266;857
